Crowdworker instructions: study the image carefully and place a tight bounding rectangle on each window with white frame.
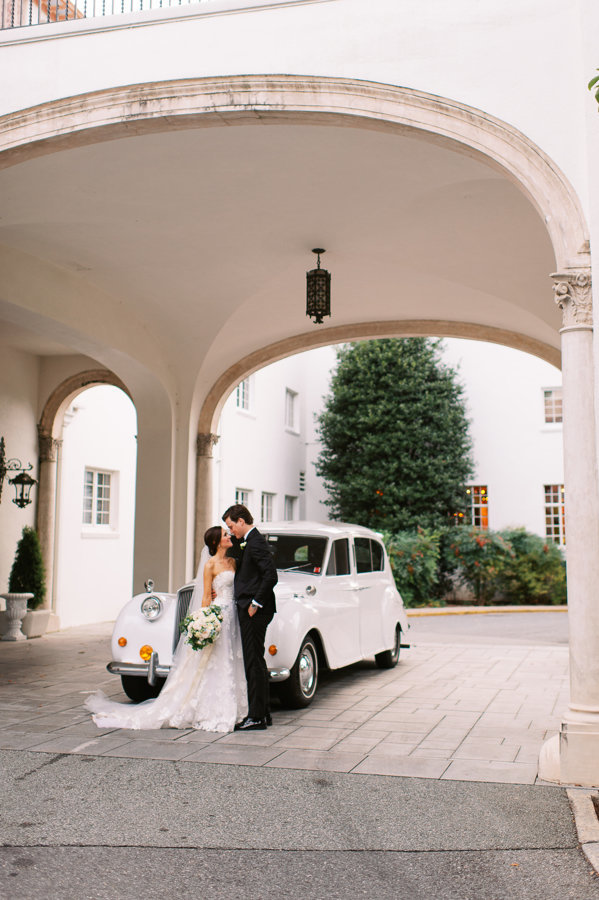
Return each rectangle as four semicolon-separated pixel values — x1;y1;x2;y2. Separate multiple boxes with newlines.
543;388;563;424
235;488;251;507
83;469;113;527
236;379;250;411
261;492;275;522
544;484;566;545
466;485;489;529
284;495;297;520
285;388;298;430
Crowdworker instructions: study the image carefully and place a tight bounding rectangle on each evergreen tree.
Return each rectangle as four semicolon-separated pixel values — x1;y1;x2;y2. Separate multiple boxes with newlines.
8;526;46;610
315;338;473;530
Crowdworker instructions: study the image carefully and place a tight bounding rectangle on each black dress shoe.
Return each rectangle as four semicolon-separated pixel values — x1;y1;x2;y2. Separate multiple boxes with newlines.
236;717;267;731
234;717;249;731
265;712;272;726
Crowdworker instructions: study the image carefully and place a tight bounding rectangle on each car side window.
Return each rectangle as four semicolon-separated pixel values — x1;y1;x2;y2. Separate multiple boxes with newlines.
371;540;385;571
355;537;373;573
326;539;351;576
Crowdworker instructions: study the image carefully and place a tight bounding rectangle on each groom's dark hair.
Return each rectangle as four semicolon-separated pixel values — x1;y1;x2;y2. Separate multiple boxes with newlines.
222;504;254;525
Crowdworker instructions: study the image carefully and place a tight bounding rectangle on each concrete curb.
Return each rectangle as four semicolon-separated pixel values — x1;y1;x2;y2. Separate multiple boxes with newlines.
407;605;568;617
567;789;599;874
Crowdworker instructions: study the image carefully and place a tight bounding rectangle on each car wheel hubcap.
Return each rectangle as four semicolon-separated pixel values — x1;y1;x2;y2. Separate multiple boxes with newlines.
299;646;316;696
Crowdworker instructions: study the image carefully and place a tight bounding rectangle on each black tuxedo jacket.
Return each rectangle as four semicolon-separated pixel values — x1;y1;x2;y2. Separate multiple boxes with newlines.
232;528;278;612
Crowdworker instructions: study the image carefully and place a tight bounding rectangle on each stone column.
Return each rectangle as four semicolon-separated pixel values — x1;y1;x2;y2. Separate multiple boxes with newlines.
539;269;599;785
35;428;62;611
195;432;219;569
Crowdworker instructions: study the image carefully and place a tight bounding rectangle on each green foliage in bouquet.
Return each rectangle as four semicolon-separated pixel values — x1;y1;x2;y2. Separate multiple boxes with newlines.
180;605;223;651
8;526;46;610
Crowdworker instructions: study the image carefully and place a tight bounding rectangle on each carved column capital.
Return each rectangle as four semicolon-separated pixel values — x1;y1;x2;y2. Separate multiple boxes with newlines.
551;270;593;330
37;427;62;463
196;432;219;458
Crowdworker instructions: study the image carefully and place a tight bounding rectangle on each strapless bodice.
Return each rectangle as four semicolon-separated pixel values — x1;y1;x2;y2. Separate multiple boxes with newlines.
212;569;235;605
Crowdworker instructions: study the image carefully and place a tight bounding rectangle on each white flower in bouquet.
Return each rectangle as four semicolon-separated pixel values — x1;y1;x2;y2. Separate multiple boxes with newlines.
180;604;224;651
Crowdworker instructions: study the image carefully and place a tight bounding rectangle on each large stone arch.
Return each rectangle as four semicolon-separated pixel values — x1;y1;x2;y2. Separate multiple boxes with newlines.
197;319;561;437
37;368;133;612
0;75;589;273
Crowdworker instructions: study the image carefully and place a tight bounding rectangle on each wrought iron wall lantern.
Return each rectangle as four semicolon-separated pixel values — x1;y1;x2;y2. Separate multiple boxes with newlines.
0;437;37;508
306;248;331;324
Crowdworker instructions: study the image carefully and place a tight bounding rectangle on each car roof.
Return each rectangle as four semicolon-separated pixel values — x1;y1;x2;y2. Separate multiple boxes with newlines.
258;520;384;540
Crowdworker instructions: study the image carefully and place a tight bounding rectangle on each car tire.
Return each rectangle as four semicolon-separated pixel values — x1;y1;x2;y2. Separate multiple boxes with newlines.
375;625;401;669
278;636;319;708
120;674;165;703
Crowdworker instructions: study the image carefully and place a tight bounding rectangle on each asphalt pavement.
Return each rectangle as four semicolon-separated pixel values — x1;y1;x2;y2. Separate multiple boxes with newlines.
410;610;569;646
1;750;599;899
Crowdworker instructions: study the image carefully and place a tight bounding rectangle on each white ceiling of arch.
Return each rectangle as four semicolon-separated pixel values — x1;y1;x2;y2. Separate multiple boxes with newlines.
0;122;558;376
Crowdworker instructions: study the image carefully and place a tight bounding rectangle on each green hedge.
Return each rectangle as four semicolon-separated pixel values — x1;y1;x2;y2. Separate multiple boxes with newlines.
383;526;566;607
383;528;441;607
494;528;566;605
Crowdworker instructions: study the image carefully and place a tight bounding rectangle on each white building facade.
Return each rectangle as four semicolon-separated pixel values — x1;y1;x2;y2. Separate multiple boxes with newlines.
40;339;563;631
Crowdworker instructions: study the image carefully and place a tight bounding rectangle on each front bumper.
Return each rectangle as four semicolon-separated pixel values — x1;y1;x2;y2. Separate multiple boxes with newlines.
108;658;291;684
107;652;169;685
268;667;291;682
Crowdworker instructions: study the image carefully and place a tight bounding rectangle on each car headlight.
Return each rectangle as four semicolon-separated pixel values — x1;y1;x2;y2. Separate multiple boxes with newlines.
140;595;163;620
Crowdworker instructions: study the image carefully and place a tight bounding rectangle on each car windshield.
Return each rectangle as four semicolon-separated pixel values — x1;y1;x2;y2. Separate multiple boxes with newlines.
264;534;328;575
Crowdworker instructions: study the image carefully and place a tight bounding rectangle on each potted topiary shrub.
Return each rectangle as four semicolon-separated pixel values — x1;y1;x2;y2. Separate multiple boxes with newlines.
1;526;49;640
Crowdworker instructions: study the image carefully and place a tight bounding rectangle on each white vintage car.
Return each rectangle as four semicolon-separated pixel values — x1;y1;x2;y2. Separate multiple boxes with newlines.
107;521;410;708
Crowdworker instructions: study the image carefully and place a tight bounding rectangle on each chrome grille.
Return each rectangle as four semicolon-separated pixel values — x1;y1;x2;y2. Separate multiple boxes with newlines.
174;587;193;652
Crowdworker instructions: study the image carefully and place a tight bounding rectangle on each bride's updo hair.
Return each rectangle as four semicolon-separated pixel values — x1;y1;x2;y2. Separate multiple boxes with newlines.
204;526;223;557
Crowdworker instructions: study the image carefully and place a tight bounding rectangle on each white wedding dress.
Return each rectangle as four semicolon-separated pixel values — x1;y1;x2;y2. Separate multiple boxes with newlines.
85;570;248;733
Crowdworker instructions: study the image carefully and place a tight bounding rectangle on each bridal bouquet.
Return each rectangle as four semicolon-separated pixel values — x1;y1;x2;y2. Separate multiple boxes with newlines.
180;605;223;651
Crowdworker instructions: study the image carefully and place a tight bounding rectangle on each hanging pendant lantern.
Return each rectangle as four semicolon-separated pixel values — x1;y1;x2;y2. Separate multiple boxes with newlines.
306;248;331;325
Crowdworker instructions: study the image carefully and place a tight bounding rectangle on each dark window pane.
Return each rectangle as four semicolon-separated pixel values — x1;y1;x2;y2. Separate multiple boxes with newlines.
355;537;372;573
326;539;350;576
371;541;384;571
265;534;327;575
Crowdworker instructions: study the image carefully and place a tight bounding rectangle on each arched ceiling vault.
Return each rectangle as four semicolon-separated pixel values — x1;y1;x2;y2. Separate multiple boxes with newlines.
0;75;586;420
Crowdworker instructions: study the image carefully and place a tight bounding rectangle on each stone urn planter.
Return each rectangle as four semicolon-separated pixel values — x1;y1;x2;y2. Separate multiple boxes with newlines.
0;593;33;641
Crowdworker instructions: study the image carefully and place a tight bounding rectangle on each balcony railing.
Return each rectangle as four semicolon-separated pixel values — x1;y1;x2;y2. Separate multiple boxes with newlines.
2;0;203;29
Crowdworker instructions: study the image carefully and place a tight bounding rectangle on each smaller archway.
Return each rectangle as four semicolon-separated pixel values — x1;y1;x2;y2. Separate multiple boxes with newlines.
54;385;137;628
37;369;133;624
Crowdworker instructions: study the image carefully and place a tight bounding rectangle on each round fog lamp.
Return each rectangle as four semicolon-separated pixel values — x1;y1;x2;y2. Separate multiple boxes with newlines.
141;595;162;619
117;637;127;647
268;645;278;656
139;644;153;661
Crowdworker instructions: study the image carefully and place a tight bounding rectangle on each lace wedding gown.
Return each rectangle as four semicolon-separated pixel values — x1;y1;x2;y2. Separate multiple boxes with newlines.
85;570;248;733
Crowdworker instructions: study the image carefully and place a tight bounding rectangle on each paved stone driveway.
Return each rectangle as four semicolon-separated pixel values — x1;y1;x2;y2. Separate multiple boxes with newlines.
0;622;568;784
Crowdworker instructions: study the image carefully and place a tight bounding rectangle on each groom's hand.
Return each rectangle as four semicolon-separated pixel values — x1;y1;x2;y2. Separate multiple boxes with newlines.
248;604;257;617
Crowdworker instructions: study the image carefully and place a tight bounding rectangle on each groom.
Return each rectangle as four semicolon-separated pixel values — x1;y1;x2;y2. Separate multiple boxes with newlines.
223;504;277;731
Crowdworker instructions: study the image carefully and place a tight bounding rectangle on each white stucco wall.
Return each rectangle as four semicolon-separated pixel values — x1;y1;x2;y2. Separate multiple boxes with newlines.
441;339;563;536
214;353;315;525
54;385;136;626
0;345;39;599
215;339;564;538
0;0;590;220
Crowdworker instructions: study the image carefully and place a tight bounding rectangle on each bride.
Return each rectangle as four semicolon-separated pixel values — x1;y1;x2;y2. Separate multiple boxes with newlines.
85;526;248;733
